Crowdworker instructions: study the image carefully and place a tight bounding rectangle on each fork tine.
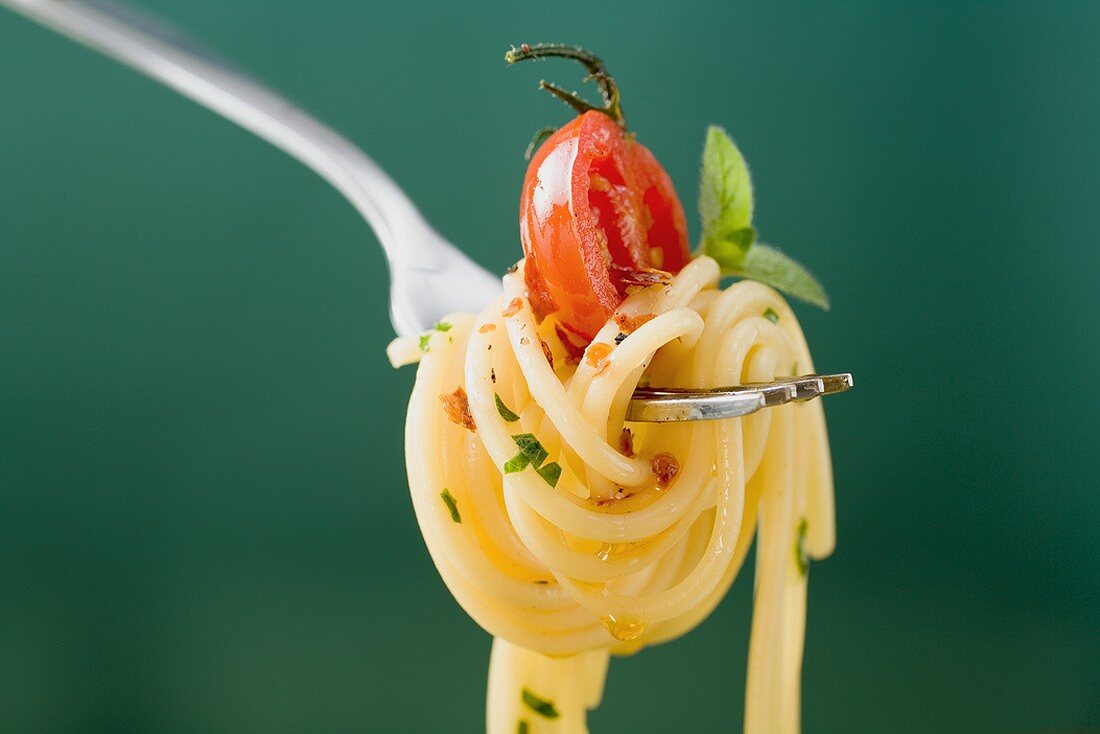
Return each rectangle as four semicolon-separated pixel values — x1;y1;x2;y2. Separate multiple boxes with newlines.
627;373;853;423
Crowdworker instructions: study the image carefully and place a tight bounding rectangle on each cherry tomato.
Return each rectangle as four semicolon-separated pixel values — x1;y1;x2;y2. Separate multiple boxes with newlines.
519;111;690;341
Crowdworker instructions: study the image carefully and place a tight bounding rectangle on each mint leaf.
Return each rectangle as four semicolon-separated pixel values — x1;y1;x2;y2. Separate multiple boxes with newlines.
495;394;520;422
704;226;756;268
736;244;830;309
439;488;461;523
699;125;754;260
698;125;830;310
521;688;560;719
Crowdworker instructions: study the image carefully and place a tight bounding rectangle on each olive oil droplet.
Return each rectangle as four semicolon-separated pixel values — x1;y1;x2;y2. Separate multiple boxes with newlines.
601;613;646;642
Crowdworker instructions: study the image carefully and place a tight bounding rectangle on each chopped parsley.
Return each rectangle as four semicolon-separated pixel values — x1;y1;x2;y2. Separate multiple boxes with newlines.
763;307;780;323
795;516;809;577
536;461;562;487
521;687;560;719
504;433;548;473
495;394;520;422
503;434;561;487
440;489;461;524
517;721;529;734
419;322;452;353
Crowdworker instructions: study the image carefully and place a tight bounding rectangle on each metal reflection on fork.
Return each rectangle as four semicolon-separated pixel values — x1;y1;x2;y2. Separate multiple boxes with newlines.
0;0;854;423
627;373;853;422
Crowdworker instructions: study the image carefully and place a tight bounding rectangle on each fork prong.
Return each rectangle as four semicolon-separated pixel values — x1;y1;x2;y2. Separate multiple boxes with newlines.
627;373;853;423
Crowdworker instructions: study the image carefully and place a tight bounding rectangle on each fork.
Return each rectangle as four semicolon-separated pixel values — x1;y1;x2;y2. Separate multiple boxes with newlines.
1;0;852;422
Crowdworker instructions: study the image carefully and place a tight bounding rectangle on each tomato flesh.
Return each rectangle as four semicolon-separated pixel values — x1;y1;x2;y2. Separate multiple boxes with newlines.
519;111;690;341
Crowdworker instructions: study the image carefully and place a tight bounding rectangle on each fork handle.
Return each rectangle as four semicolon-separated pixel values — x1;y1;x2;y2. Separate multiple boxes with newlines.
2;1;429;256
2;0;500;335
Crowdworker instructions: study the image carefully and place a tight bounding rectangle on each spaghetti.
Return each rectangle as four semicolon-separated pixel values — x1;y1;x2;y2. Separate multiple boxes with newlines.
399;255;835;733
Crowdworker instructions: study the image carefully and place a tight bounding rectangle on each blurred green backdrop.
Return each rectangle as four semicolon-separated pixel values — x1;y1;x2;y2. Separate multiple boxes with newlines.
2;1;1098;732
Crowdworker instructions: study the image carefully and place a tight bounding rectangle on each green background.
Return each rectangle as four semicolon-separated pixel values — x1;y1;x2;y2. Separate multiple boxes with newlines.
2;1;1098;732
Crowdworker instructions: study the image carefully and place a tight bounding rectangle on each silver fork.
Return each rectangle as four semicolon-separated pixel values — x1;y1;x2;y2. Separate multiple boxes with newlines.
1;0;852;422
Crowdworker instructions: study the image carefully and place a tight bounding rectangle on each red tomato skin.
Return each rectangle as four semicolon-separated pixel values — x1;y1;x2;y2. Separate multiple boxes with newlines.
628;141;691;274
520;111;689;340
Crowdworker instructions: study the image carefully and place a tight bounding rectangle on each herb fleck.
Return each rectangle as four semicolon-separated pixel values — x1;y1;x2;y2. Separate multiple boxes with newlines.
434;321;452;332
536;461;562;487
795;516;809;577
517;721;529;734
503;433;550;476
418;334;432;353
440;489;461;523
763;307;780;323
521;688;560;719
495;394;520;422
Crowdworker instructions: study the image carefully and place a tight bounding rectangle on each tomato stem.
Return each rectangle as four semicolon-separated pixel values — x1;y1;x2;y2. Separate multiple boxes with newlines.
504;43;626;128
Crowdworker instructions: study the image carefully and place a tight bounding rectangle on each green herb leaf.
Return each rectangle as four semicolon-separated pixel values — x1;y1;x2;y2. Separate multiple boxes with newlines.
699;125;754;262
503;454;530;474
521;688;560;719
439;488;461;524
698;126;829;310
762;307;780;324
734;244;830;309
434;321;452;332
504;434;554;478
795;516;809;577
512;433;548;469
418;334;432;353
536;461;562;487
495;394;520;422
517;721;530;734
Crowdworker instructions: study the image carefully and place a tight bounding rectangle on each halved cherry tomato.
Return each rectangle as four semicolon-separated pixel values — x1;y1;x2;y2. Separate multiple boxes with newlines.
519;111;690;341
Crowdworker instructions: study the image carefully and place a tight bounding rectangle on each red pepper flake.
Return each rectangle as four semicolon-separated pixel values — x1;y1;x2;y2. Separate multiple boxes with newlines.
479;323;496;333
502;298;523;318
586;343;613;376
540;339;555;369
613;312;656;334
440;386;476;432
650;452;680;489
586;343;612;368
619;427;635;458
554;323;587;364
